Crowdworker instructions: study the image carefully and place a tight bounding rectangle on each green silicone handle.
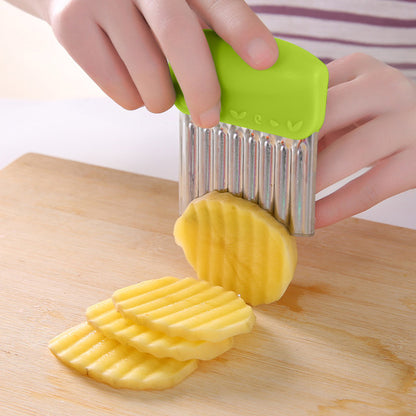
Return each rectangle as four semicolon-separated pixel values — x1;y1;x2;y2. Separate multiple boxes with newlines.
171;30;328;140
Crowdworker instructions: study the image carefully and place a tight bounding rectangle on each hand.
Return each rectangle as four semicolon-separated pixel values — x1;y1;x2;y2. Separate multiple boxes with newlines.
316;53;416;228
36;0;278;127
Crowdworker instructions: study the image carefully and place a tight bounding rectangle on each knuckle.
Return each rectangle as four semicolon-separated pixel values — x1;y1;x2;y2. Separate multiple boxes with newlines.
50;0;84;33
205;0;258;34
206;0;236;16
156;13;190;42
190;0;230;15
376;65;416;107
49;0;97;45
346;52;377;67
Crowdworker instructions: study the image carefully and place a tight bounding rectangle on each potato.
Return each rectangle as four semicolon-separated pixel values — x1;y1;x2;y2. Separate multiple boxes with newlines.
174;191;297;306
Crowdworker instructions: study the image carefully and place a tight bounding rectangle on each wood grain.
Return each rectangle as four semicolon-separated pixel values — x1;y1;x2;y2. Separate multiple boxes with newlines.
0;153;415;416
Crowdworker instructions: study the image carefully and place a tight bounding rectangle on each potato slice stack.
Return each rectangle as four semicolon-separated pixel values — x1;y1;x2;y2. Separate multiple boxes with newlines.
49;276;255;390
50;191;297;390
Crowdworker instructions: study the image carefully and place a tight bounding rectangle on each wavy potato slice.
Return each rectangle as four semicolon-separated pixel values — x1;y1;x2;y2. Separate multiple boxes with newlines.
48;322;197;390
112;276;255;343
173;191;298;306
86;298;233;361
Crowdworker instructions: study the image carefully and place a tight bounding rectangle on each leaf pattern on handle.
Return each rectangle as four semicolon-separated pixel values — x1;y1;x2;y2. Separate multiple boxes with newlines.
230;110;247;120
287;120;303;132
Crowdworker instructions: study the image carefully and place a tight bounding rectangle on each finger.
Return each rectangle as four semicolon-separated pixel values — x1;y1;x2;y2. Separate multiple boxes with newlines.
136;0;221;128
327;52;382;88
95;1;175;113
52;12;143;110
318;123;358;153
321;65;416;138
189;0;278;69
320;77;374;139
316;107;416;193
315;147;416;229
321;74;393;138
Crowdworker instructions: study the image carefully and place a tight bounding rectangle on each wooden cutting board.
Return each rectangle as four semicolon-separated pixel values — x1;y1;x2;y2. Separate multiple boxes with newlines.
0;153;415;416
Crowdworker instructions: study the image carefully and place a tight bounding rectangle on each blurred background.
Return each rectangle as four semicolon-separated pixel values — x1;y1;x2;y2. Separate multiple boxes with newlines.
1;0;415;229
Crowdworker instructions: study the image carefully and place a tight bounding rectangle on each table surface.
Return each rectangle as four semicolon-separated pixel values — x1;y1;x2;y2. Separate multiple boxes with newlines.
0;153;415;416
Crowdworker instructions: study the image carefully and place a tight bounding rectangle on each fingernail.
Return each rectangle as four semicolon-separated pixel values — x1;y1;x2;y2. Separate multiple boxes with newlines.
247;38;277;68
199;103;221;128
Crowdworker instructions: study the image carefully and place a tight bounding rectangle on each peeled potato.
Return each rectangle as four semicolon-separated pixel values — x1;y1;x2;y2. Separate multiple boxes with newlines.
112;276;255;343
174;191;297;306
48;322;197;390
86;298;234;361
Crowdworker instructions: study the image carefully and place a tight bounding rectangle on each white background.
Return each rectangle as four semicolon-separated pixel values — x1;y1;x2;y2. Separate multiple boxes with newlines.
0;1;415;229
